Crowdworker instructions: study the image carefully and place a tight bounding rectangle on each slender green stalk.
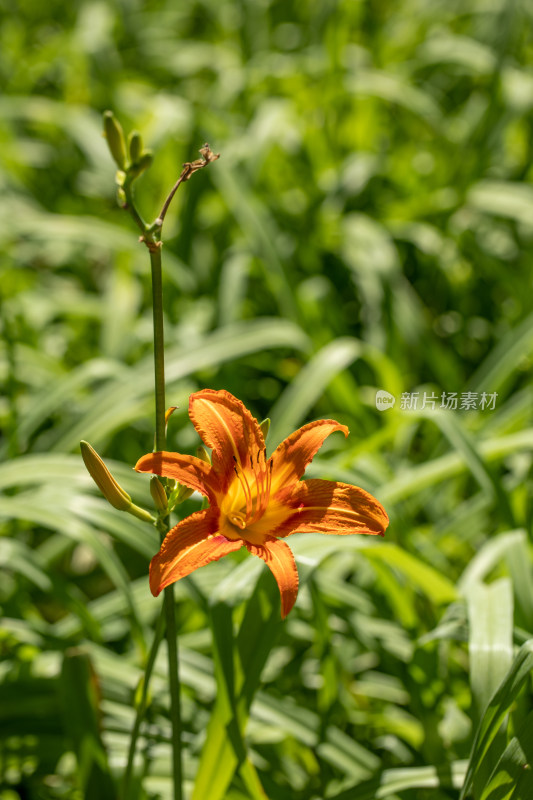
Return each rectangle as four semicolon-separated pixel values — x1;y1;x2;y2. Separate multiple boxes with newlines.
164;583;182;799
124;179;148;235
108;130;218;800
122;605;166;799
150;241;183;800
149;245;167;453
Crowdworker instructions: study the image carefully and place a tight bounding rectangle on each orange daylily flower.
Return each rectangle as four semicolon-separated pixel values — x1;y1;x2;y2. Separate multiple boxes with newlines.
135;389;388;618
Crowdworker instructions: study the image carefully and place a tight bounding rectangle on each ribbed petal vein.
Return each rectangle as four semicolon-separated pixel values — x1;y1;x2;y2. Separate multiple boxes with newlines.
135;451;221;504
246;536;299;618
270;419;349;491
189;389;265;483
149;508;242;596
276;479;389;537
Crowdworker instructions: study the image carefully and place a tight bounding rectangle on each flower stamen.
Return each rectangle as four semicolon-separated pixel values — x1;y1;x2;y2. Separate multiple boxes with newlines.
250;449;272;524
233;457;253;518
228;511;247;530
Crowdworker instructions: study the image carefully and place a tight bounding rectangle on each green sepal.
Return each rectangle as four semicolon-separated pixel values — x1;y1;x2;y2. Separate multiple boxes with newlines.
259;418;270;440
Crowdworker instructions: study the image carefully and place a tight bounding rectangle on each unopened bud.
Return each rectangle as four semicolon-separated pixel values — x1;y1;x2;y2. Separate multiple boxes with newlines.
260;418;270;440
175;483;194;503
103;111;127;170
80;441;131;511
165;406;177;425
128;151;153;179
116;186;127;207
196;446;211;464
150;477;168;512
128;130;143;164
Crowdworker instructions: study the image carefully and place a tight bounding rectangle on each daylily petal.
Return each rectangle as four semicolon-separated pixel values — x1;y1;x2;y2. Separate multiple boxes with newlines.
189;389;265;483
135;389;388;620
276;479;388;537
135;451;221;503
149;508;242;595
270;419;349;492
246;536;299;618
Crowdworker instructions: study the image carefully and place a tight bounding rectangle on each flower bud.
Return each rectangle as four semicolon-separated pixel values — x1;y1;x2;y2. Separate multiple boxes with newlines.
196;446;211;464
175;484;194;503
150;477;168;512
128;151;153;179
165;406;177;425
128;130;143;164
260;418;270;440
103;111;127;170
80;441;132;511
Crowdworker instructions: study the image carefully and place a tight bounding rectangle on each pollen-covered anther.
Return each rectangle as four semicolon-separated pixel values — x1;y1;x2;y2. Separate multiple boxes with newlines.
228;512;246;530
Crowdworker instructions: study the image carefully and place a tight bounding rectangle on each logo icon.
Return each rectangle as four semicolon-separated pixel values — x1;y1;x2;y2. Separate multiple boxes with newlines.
376;390;396;411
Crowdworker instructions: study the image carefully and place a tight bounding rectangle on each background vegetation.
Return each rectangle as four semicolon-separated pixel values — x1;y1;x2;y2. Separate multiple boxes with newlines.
1;0;533;798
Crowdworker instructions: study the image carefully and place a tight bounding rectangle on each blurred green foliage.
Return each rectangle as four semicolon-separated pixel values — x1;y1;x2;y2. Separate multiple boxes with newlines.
1;0;533;798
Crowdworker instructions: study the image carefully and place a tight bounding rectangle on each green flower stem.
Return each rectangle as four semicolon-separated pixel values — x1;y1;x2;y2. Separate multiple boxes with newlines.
149;240;183;800
124;179;148;235
126;503;156;524
122;605;166;800
114;138;218;800
150;245;167;454
164;582;182;799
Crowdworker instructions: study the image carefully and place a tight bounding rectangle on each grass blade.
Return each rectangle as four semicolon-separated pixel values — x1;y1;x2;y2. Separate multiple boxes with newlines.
460;640;533;800
479;710;533;800
466;579;514;720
